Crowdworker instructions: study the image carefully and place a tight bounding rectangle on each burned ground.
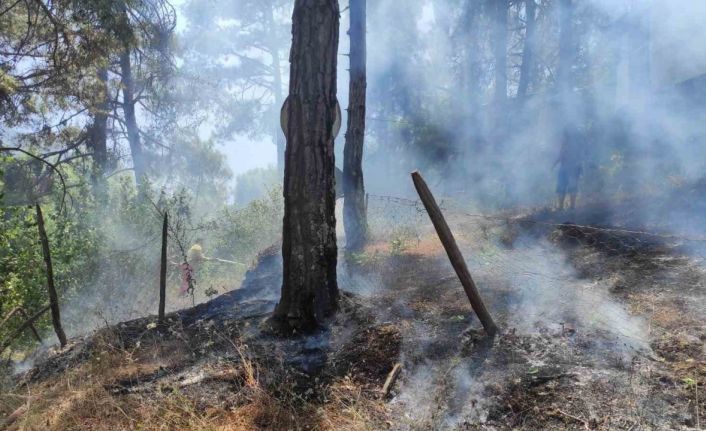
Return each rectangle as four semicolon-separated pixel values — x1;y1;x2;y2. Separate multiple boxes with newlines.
2;205;706;430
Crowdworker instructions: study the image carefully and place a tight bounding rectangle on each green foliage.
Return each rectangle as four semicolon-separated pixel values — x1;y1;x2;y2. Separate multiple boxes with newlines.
0;192;102;348
388;226;418;256
234;166;279;207
347;250;383;267
682;377;698;388
0;165;285;352
215;186;283;263
180;0;291;142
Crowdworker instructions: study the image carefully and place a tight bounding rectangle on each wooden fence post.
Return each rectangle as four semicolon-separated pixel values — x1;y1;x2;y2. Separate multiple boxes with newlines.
35;204;67;347
410;171;498;336
159;212;168;324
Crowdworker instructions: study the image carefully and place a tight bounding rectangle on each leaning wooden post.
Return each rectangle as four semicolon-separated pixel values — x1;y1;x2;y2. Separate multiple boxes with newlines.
410;171;498;336
158;212;168;324
35;204;67;347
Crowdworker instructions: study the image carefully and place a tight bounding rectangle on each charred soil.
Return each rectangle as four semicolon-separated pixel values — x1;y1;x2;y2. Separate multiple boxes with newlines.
2;210;706;430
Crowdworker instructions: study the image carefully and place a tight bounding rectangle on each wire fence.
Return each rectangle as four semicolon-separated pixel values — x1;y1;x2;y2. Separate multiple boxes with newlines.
4;189;706;358
362;191;706;352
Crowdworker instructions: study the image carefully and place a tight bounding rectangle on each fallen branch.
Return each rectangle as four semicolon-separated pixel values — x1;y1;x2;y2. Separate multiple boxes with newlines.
381;363;402;397
1;405;27;430
106;368;242;395
177;368;241;388
527;372;575;387
106;367;173;395
549;409;593;430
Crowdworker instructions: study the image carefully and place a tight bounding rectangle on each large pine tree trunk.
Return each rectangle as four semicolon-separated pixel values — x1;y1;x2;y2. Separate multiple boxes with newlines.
272;0;340;333
517;0;537;102
343;0;367;252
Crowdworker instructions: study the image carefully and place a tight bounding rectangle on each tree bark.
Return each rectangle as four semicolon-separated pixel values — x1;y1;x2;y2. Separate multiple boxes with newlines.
517;0;537;101
492;0;509;149
464;0;482;113
493;0;508;116
557;0;575;102
343;0;368;252
272;0;340;333
35;205;67;348
118;4;146;187
90;67;109;183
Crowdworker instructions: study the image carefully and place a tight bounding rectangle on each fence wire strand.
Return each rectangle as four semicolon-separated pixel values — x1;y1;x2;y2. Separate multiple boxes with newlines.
363;192;706;349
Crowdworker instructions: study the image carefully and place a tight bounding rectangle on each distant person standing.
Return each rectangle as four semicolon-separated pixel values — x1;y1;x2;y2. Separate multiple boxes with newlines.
554;129;584;210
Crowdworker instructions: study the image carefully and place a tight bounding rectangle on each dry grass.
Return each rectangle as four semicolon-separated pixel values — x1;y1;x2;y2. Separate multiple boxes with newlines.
0;324;391;431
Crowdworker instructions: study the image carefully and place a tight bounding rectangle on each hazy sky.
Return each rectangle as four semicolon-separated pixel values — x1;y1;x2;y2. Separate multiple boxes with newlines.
172;0;706;181
651;0;706;87
173;0;278;179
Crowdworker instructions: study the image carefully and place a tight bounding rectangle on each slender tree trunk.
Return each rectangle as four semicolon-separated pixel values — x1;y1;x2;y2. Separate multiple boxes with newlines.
493;0;508;116
273;54;285;176
343;0;367;252
272;0;340;333
90;67;109;183
159;212;168;324
492;0;509;151
467;1;481;112
35;204;67;348
267;6;286;176
517;0;537;102
461;0;482;153
557;0;575;102
118;4;146;187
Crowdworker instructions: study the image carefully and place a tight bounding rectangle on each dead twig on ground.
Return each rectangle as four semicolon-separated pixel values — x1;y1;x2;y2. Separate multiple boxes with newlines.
381;363;402;398
1;405;27;430
696;379;701;430
549;408;592;430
